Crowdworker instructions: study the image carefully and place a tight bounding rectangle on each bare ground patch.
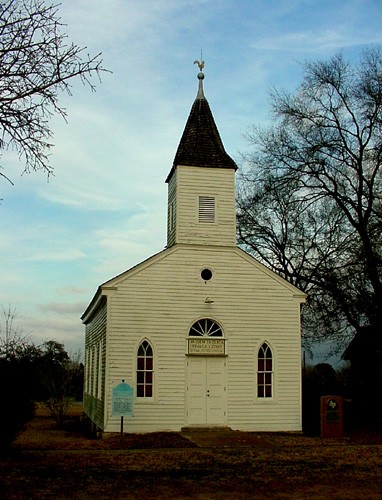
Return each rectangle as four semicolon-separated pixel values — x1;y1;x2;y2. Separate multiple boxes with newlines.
1;405;382;499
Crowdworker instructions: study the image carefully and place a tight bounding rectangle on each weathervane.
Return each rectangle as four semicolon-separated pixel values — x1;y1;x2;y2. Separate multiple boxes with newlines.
194;50;204;72
194;50;205;99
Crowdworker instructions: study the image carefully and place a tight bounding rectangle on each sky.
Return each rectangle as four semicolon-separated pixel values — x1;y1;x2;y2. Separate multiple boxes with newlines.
1;0;382;361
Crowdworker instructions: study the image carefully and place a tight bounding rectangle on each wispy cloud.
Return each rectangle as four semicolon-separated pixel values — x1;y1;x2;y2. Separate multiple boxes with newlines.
252;30;382;53
26;250;86;262
90;209;167;281
39;302;87;315
20;314;85;351
57;286;89;295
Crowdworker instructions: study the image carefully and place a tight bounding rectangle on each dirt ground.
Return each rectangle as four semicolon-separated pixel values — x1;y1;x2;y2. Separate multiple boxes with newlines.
1;404;382;499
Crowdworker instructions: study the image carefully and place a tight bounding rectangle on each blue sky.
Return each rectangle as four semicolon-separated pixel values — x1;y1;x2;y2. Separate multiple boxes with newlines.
1;0;381;358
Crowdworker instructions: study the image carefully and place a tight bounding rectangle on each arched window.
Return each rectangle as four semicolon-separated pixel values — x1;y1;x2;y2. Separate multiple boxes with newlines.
137;340;153;398
189;318;223;337
257;342;273;398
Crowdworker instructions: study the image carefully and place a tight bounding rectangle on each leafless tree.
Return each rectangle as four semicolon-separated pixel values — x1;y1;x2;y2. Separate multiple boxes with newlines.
0;0;108;184
39;341;83;428
238;49;382;353
0;304;19;342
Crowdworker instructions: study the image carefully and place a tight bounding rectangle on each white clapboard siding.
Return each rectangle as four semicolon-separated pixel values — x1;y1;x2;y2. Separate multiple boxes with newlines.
172;166;236;247
84;300;107;429
92;244;305;433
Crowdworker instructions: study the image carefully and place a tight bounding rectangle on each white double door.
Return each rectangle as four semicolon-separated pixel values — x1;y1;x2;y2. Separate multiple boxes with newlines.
186;357;227;425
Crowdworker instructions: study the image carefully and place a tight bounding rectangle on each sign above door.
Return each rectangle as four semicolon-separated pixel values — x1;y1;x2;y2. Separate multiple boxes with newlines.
188;338;226;356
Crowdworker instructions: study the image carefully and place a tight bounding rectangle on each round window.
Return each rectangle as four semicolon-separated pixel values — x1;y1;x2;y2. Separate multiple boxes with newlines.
201;268;213;281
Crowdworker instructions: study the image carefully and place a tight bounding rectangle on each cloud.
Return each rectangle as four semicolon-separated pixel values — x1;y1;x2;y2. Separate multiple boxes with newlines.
39;302;87;315
251;30;382;53
89;207;167;282
0;218;87;264
36;85;180;211
57;286;89;295
18;312;85;353
26;250;86;262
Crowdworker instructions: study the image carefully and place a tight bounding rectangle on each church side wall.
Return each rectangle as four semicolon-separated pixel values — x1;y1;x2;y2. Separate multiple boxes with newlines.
102;246;303;433
84;299;107;430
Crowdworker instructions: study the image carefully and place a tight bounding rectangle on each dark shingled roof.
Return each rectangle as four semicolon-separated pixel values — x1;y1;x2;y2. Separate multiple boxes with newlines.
166;86;237;183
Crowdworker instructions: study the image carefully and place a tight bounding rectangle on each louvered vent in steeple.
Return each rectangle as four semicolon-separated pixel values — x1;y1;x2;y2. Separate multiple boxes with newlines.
198;196;215;223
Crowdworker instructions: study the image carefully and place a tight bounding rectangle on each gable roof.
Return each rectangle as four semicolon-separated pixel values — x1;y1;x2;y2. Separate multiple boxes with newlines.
166;71;237;183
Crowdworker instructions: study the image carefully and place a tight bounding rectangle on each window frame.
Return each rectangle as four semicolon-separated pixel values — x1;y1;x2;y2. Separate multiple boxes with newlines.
257;342;274;400
187;318;226;356
97;339;103;400
136;339;154;400
168;200;176;231
198;195;215;223
189;318;223;337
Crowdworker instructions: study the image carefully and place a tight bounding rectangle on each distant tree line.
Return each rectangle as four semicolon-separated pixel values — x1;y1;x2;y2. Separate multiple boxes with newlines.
0;324;83;450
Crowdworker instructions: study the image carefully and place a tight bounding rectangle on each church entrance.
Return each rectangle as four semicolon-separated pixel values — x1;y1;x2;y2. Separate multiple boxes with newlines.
186;357;227;425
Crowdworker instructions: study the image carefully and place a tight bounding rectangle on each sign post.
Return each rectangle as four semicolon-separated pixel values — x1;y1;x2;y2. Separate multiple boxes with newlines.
112;380;134;434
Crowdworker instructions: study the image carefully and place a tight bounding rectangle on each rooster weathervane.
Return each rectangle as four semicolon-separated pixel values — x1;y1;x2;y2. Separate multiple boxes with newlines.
194;50;204;72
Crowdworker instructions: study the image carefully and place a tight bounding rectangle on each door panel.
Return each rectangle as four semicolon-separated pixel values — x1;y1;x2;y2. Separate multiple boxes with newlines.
187;357;226;425
207;358;226;423
187;357;207;424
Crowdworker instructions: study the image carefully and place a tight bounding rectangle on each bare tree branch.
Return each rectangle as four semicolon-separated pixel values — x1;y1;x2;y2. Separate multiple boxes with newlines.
238;49;382;353
0;0;110;183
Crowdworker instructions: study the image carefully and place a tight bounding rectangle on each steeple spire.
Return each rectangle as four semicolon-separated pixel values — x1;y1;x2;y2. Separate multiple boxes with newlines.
165;59;237;183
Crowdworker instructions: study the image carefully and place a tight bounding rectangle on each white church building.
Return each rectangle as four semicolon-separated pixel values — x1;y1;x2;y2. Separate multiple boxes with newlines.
81;65;306;433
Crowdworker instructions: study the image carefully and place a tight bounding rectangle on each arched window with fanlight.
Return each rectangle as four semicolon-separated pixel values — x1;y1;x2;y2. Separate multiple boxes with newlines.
137;340;153;398
189;318;223;337
257;342;273;398
188;318;225;355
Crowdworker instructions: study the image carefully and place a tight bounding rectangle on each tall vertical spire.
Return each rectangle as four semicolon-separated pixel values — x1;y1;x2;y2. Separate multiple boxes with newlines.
165;59;237;183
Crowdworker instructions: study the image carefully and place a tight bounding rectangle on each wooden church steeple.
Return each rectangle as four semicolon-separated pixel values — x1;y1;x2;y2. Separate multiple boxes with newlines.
166;62;237;248
166;64;237;183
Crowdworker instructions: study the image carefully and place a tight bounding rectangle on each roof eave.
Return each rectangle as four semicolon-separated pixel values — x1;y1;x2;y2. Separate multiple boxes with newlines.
165;161;237;183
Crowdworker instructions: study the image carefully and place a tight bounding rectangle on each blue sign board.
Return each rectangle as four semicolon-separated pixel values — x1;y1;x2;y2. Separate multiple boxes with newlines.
112;381;134;417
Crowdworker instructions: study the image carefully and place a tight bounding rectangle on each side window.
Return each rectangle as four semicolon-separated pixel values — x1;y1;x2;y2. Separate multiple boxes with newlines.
97;340;103;399
168;201;176;230
137;340;153;398
257;342;273;398
92;345;97;396
85;348;91;394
